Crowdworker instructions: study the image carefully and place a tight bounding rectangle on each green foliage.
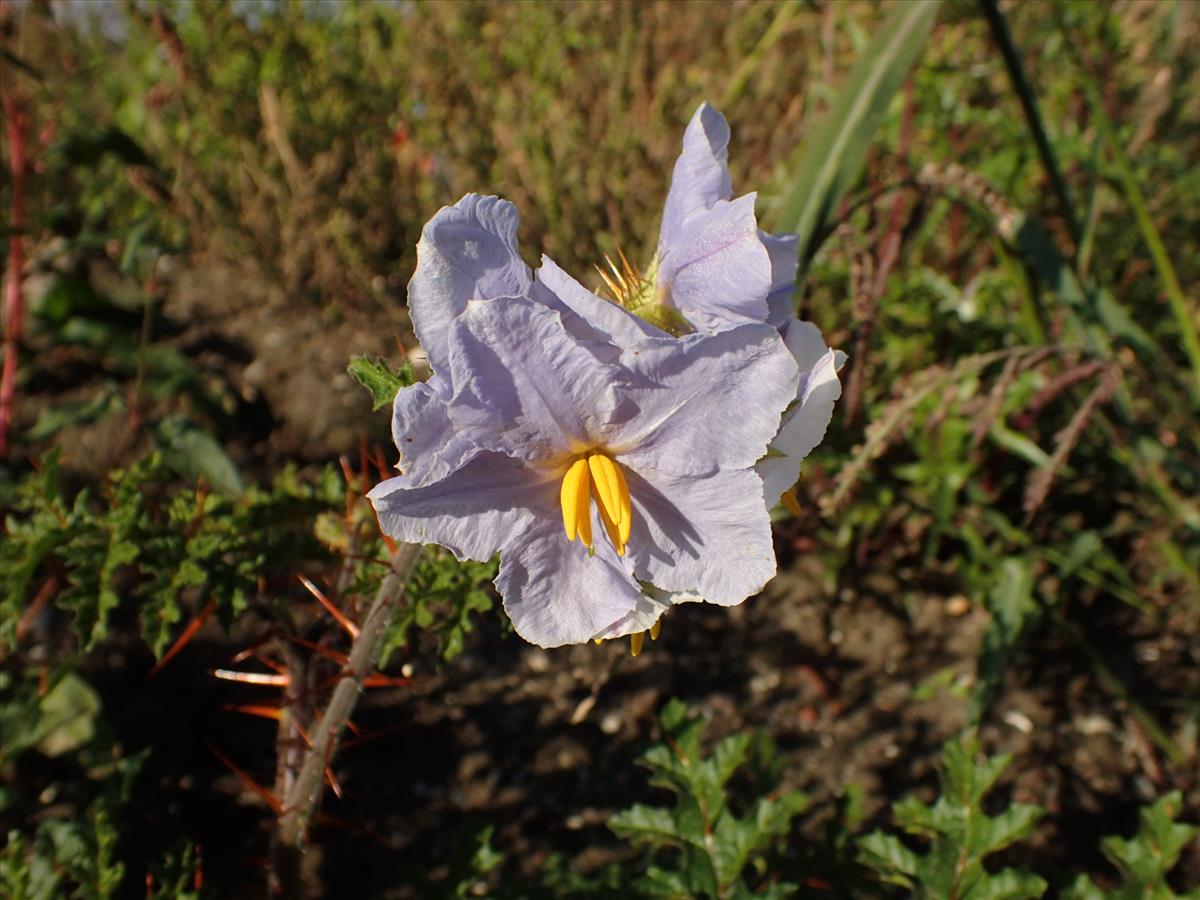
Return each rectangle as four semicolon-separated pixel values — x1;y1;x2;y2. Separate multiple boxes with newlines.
381;550;498;664
536;853;628;897
0;664;198;899
0;670;101;762
1065;792;1199;900
1;802;125;900
29;272;235;436
443;824;504;900
143;843;204;900
388;822;505;899
858;740;1046;899
1;451;342;657
971;556;1038;726
347;355;415;411
152;416;244;498
609;699;809;899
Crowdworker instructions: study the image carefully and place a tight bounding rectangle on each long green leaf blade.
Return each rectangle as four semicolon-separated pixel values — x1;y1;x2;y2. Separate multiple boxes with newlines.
773;0;941;274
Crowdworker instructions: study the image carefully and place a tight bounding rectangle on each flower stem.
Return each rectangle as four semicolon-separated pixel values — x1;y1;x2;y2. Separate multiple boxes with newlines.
274;542;422;886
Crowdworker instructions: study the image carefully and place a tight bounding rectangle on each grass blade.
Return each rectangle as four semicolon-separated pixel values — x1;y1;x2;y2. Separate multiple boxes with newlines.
979;0;1081;245
773;0;941;275
1090;94;1200;398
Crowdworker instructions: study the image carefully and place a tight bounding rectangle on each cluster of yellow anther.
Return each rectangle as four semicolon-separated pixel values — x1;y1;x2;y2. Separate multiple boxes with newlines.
560;450;632;556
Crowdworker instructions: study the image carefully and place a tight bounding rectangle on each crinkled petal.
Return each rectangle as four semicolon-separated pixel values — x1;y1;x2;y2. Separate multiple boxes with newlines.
626;466;776;605
408;195;532;376
446;298;630;461
657;194;772;332
613;323;798;477
368;453;546;562
756;321;845;505
536;255;669;346
387;377;479;488
660;103;733;247
593;587;703;641
496;517;642;647
761;231;800;330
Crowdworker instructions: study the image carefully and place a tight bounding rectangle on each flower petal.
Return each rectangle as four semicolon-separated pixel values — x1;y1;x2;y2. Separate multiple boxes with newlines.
368;452;547;562
659;103;733;247
613;323;799;477
657;194;772;332
760;231;800;330
496;517;642;647
594;587;703;641
387;377;479;488
626;466;776;606
445;298;630;462
408;194;532;376
756;320;845;505
536;255;669;347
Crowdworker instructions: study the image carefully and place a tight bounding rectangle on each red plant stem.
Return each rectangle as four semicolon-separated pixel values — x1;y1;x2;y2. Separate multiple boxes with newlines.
1;92;29;457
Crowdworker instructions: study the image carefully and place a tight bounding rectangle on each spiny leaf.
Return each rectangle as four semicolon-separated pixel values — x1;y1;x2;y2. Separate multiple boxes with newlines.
1065;792;1199;899
610;804;689;848
610;701;805;898
348;355;414;411
858;739;1047;899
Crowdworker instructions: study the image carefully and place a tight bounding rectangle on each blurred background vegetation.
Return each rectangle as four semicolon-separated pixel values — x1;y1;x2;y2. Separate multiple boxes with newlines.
1;0;1197;897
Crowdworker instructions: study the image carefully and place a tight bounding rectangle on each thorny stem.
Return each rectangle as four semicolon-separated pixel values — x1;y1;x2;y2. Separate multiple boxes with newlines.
1;91;29;457
274;542;422;891
270;640;308;899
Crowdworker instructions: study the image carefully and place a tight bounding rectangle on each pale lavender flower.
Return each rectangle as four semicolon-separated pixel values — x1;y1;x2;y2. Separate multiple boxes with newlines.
580;104;847;636
599;103;845;513
369;196;798;647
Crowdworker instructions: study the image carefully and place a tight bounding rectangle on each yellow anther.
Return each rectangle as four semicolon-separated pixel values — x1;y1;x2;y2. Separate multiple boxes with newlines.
780;489;803;518
597;505;624;556
587;452;632;555
588;453;621;523
562;451;631;554
561;458;593;548
630;631;645;657
614;462;632;546
593;638;604;646
650;620;661;641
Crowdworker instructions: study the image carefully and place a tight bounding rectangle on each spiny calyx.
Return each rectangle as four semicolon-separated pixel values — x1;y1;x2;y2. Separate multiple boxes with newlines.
594;248;691;337
560;450;632;556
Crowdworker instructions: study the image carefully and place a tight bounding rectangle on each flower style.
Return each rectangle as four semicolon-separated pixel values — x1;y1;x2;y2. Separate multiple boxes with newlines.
369;196;798;648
